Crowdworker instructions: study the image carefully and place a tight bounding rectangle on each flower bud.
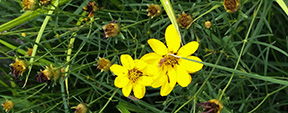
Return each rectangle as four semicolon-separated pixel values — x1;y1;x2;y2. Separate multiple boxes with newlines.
74;103;88;113
205;21;212;29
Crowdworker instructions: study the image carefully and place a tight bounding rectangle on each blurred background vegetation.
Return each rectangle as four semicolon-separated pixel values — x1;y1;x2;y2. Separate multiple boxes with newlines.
0;0;288;112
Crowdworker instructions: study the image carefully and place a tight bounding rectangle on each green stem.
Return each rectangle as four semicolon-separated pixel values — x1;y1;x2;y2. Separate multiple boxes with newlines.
219;0;263;101
98;89;118;113
121;18;150;29
23;0;59;88
187;4;221;28
0;0;71;33
248;85;287;113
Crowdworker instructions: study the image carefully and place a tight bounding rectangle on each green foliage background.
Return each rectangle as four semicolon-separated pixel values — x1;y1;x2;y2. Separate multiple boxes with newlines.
0;0;288;112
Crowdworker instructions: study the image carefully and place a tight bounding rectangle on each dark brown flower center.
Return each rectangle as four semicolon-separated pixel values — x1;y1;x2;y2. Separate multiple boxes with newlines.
128;68;143;83
159;54;179;68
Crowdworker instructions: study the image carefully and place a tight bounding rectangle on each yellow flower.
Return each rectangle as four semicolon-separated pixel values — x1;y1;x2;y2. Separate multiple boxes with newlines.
177;12;193;29
103;20;121;38
10;58;27;79
22;0;36;10
97;57;111;72
205;21;212;29
141;24;203;96
83;1;98;17
146;4;162;18
223;0;240;13
110;54;154;99
198;99;223;113
74;103;88;113
1;100;14;112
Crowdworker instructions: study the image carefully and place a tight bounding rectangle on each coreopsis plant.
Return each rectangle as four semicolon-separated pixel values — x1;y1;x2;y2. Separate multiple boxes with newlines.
110;54;154;99
141;24;203;96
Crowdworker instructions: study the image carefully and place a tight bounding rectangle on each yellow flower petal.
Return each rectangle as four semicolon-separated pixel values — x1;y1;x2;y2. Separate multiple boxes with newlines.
148;39;168;55
179;56;203;73
122;82;133;97
114;76;129;88
151;68;166;88
134;59;147;71
140;52;162;65
138;76;153;86
121;54;135;70
142;64;159;76
175;65;192;87
160;77;175;96
177;41;199;57
165;24;181;53
110;64;128;76
167;66;176;87
133;83;146;99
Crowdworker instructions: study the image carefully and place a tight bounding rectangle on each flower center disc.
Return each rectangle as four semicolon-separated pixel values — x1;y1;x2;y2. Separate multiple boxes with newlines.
128;69;142;83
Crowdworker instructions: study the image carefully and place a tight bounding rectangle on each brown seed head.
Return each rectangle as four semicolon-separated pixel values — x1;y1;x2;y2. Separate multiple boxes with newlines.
198;99;223;113
27;48;33;56
223;0;240;13
103;21;121;38
83;1;98;17
177;12;193;29
10;58;27;79
97;57;112;72
146;4;162;18
22;0;36;10
39;0;51;6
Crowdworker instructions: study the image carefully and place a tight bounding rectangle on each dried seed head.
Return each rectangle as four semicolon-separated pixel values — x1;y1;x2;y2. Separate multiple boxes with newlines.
22;0;36;10
35;64;63;84
102;20;121;38
223;0;240;13
198;99;223;113
75;103;88;113
177;12;193;29
205;21;212;29
1;100;14;112
97;57;111;72
146;4;162;18
10;58;27;79
83;1;98;17
39;0;51;6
